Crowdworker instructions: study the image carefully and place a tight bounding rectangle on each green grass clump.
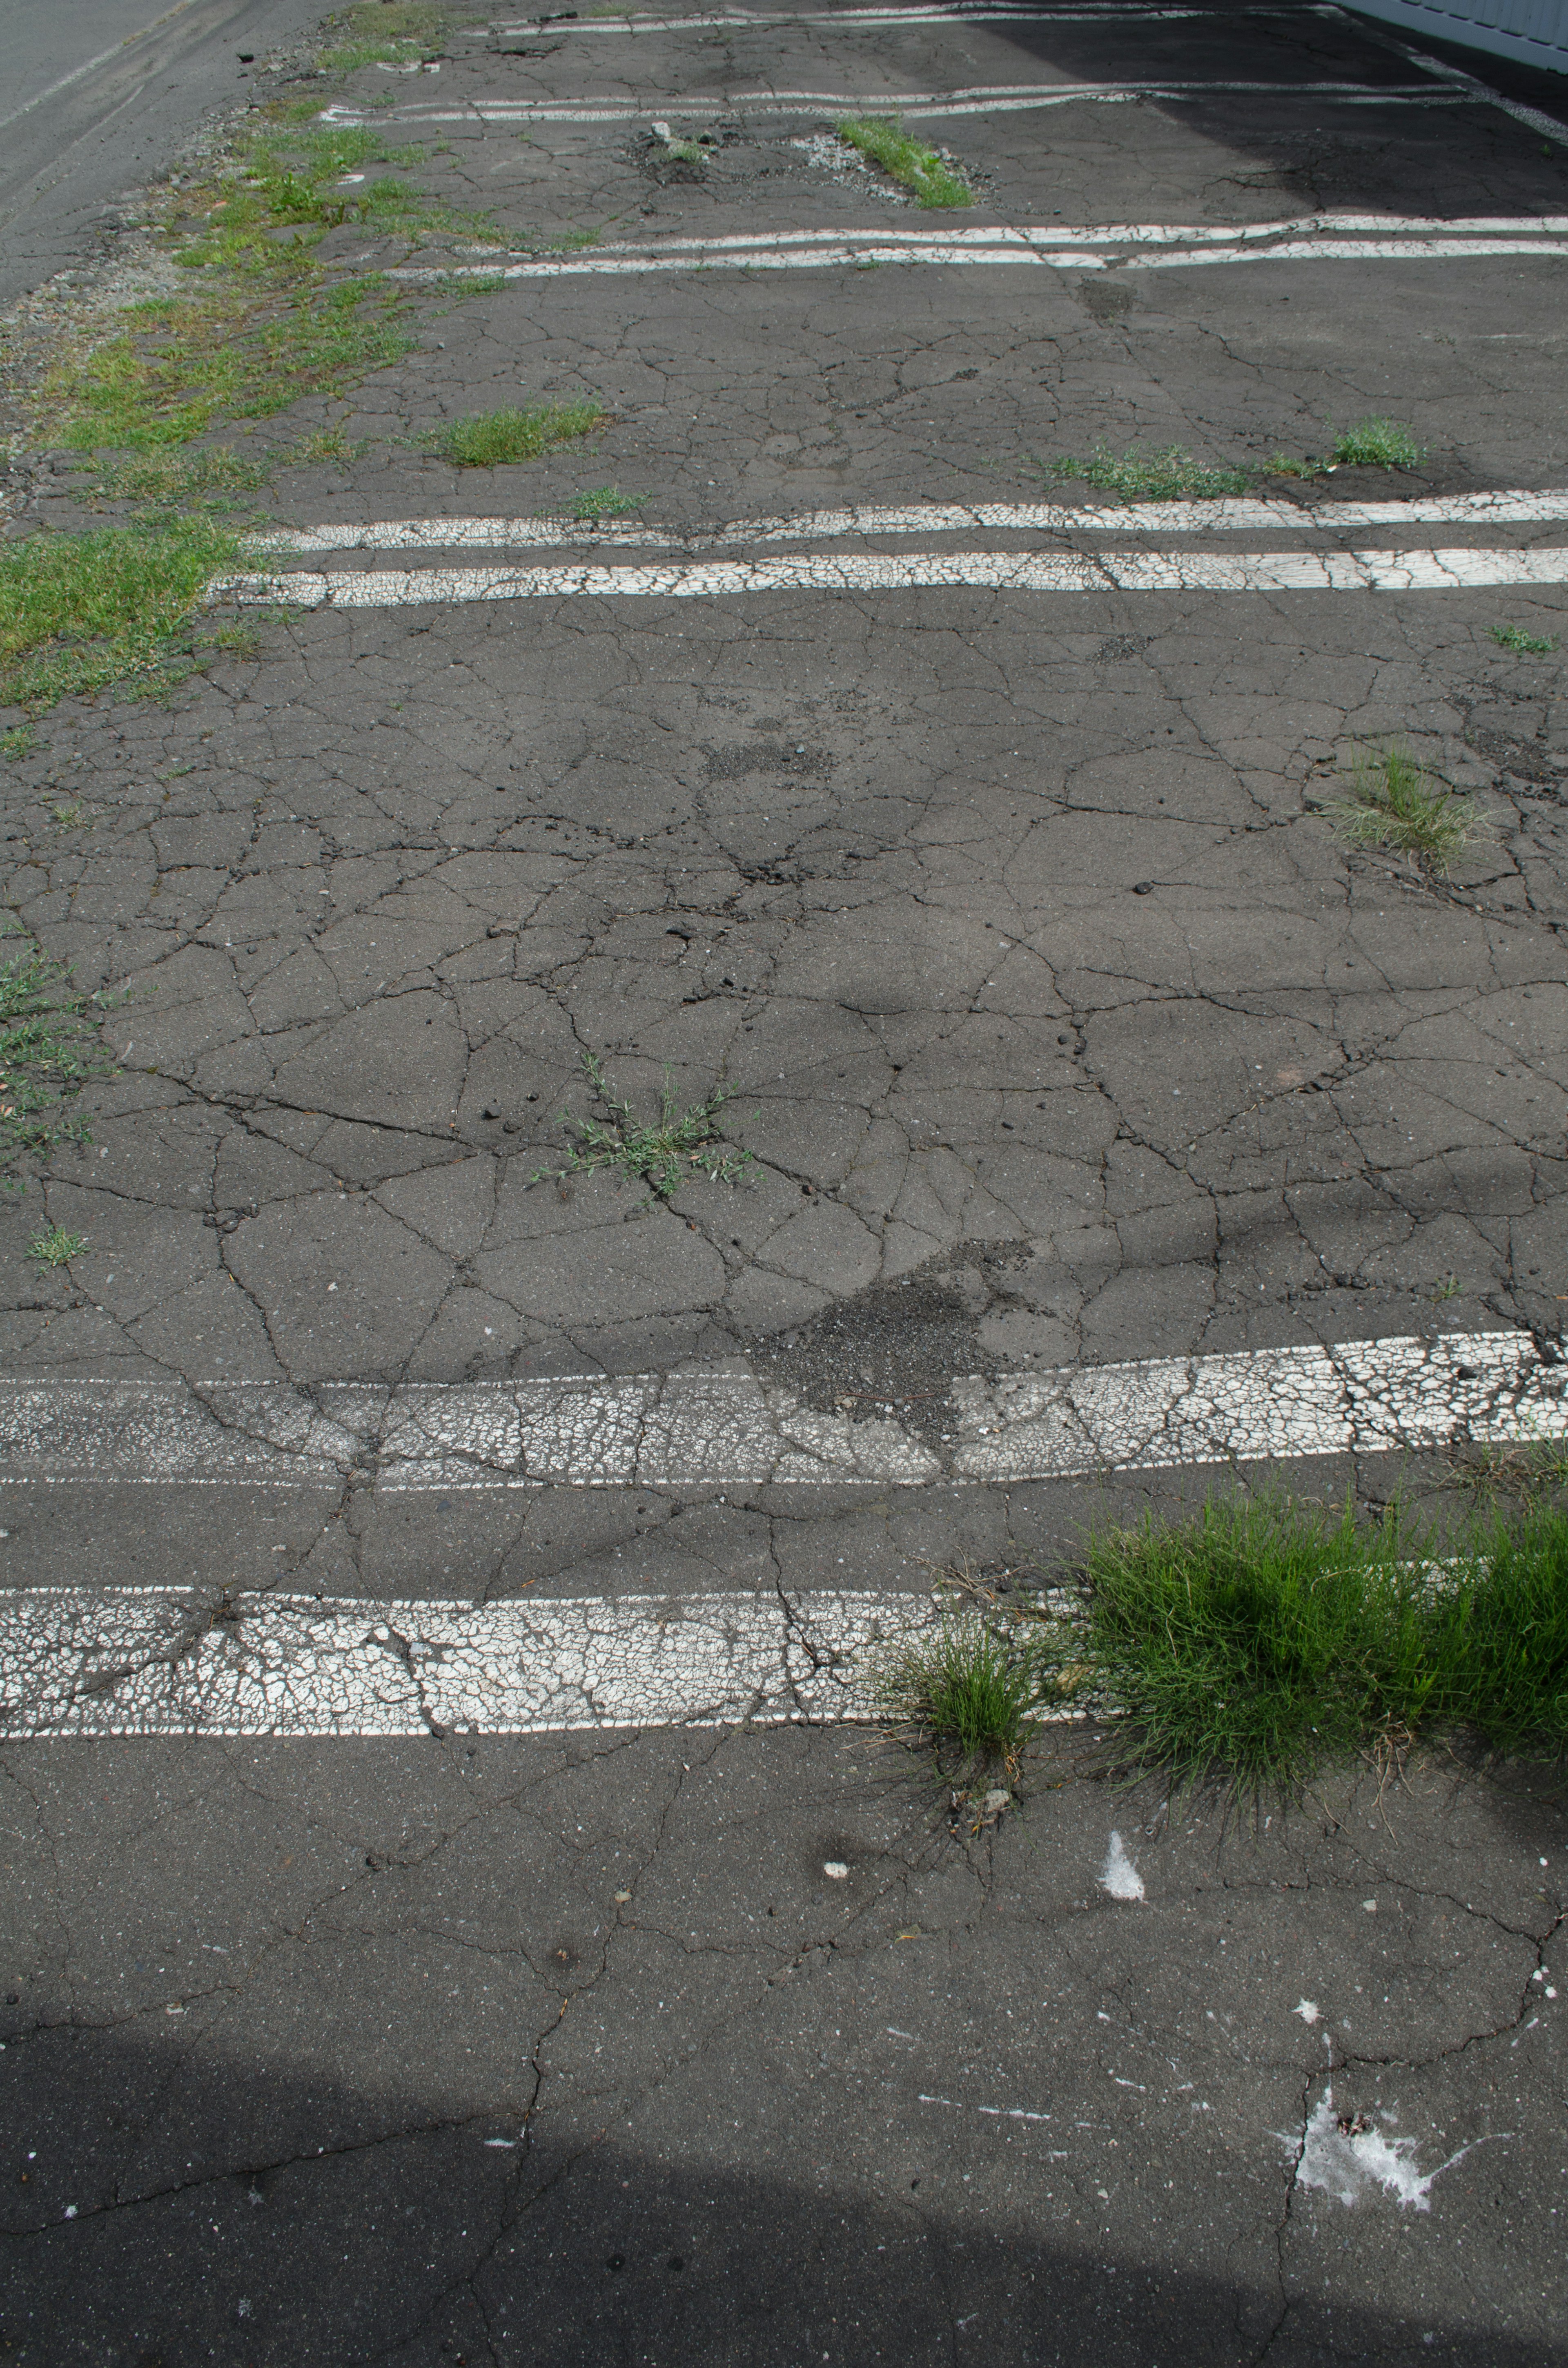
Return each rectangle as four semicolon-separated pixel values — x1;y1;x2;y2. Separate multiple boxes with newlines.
92;446;275;503
432;401;604;467
1074;1498;1430;1793
876;1618;1040;1769
530;1051;756;1201
1332;416;1425;469
29;1222;86;1269
568;486;644;521
0;519;249;716
1037;441;1255;500
0;932;119;1185
1491;622;1558;656
1421;1507;1568;1753
1;727;38;763
1326;742;1480;871
836;116;971;207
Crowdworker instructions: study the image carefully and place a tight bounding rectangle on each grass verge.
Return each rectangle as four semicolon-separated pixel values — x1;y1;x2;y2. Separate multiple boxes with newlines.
1324;742;1481;871
0;520;252;717
530;1052;756;1201
0;931;120;1186
430;401;605;466
882;1493;1568;1795
836;117;971;207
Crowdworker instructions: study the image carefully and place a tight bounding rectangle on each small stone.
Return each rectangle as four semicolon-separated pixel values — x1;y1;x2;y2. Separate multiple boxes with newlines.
823;1860;849;1880
982;1789;1012;1817
613;1890;631;1903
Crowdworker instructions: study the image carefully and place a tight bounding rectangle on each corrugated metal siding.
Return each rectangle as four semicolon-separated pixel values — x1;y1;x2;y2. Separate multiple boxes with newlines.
1342;0;1568;69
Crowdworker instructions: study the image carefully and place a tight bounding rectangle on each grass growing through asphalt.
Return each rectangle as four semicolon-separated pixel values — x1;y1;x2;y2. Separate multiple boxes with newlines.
1034;441;1255;500
1332;416;1425;469
1325;743;1480;871
530;1051;757;1201
29;1222;86;1269
1491;622;1559;655
875;1619;1040;1771
836;116;971;207
0;931;120;1185
568;486;644;520
431;402;605;466
0;520;254;716
882;1492;1568;1794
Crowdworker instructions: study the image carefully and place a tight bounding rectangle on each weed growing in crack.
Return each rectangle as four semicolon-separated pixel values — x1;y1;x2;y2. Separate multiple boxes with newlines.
875;1619;1041;1772
430;401;605;467
0;930;120;1186
835;117;971;207
1032;441;1254;500
529;1051;757;1202
1491;622;1559;656
567;486;645;521
29;1222;87;1270
1443;1416;1568;1503
1332;416;1424;469
0;520;259;718
1325;743;1481;872
1263;448;1329;481
1;727;39;763
316;0;484;74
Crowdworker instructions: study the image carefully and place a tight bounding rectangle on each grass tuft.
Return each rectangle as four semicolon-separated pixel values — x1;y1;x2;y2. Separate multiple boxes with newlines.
1036;441;1255;500
876;1619;1040;1769
1332;416;1425;469
836;116;971;207
29;1222;86;1269
1325;742;1480;871
1491;622;1559;656
0;930;120;1185
530;1051;756;1201
568;486;644;521
430;401;604;467
0;520;250;717
1;727;39;763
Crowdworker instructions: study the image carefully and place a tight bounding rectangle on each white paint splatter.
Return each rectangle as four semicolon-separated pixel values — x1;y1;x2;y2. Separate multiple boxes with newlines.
1289;2090;1505;2210
1101;1832;1145;1901
1294;2000;1321;2025
823;1861;850;1880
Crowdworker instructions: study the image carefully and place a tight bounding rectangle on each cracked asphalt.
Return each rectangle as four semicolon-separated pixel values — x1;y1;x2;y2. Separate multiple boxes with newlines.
2;1;1568;2357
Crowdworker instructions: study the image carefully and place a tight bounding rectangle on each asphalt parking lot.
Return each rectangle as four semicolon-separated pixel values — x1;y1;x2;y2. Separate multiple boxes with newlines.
1;3;1566;2359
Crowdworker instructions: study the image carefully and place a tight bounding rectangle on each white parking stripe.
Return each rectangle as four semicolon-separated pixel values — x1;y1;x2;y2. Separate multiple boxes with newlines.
336;82;1465;128
227;545;1568;605
486;7;1308;28
263;492;1568;557
0;1588;930;1738
0;1332;1558;1494
398;227;1568;279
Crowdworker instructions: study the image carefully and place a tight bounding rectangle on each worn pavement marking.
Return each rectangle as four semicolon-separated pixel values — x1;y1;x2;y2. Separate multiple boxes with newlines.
483;7;1312;29
0;1332;1558;1494
227;545;1568;607
399;224;1568;278
263;491;1568;557
338;82;1468;129
0;1588;933;1737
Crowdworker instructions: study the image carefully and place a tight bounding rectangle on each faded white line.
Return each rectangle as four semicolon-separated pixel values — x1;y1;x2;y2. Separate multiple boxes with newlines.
261;490;1568;557
0;1588;931;1738
224;545;1568;605
336;82;1467;128
0;1331;1558;1493
433;213;1568;249
488;7;1308;28
398;231;1568;279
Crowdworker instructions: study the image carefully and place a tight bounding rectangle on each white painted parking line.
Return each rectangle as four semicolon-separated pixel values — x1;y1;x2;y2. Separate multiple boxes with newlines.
486;7;1309;29
397;220;1568;278
337;81;1466;129
226;545;1568;606
0;1587;929;1738
263;491;1568;557
0;1331;1558;1494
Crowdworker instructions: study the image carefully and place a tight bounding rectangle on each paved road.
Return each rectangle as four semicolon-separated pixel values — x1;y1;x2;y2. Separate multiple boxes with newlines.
2;2;1567;2359
0;0;337;308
